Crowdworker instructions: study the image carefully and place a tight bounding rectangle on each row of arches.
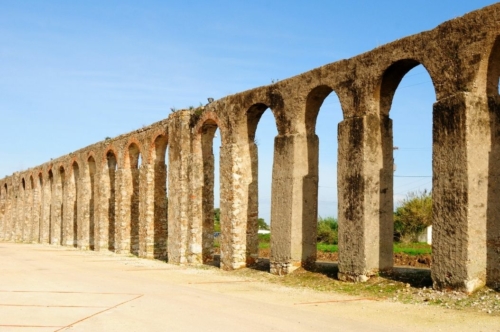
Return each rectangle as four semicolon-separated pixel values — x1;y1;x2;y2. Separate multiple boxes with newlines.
0;134;169;260
1;6;500;292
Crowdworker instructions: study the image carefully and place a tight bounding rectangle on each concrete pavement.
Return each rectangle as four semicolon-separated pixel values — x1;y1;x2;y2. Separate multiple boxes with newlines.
0;243;498;331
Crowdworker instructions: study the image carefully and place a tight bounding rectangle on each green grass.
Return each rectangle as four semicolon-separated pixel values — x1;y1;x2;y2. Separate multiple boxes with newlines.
393;242;431;255
316;242;431;255
317;243;338;252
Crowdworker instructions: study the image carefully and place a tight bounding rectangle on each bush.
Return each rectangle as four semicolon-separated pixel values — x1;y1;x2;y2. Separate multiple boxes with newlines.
317;216;338;245
394;190;432;243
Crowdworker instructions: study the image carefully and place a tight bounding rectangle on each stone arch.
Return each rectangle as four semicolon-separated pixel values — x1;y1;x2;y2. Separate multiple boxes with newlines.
378;59;436;273
152;134;168;259
486;35;500;97
301;85;345;268
245;102;281;268
377;59;437;116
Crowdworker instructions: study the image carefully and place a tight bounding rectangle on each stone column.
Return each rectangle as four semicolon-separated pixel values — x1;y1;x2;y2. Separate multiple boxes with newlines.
115;168;130;254
217;140;257;270
23;183;32;242
94;165;108;252
5;185;12;241
167;111;192;264
153;160;168;259
487;95;500;289
337;114;394;282
78;167;91;250
50;171;63;245
432;92;494;292
269;133;318;275
139;163;155;258
62;173;76;247
15;182;23;242
31;179;41;243
40;174;51;244
0;186;5;241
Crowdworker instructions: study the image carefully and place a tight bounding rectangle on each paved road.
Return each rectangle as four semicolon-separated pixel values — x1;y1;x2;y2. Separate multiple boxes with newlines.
0;243;498;332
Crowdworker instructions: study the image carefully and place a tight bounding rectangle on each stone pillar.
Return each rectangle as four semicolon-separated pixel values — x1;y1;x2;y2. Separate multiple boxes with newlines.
0;186;5;241
5;183;13;241
31;179;41;243
337;114;394;282
62;173;76;247
94;165;108;252
115;168;130;254
153;160;168;259
139;163;155;258
167;111;192;264
217;140;257;270
246;141;259;265
40;174;51;244
269;133;318;275
50;171;63;245
23;183;32;242
487;95;500;289
432;92;493;292
14;182;23;242
78;167;91;250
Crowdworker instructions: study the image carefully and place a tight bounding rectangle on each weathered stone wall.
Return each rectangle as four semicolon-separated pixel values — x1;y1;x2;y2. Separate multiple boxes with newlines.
1;3;500;292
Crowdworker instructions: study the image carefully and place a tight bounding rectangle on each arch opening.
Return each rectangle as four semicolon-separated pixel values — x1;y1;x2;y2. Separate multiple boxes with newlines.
305;86;343;268
199;120;220;264
381;62;435;278
247;103;278;266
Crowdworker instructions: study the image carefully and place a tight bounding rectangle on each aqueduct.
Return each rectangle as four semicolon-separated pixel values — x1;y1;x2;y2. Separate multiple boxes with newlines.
1;4;500;293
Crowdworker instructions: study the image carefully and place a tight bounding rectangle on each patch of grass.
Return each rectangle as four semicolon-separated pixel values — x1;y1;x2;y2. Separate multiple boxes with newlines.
394;242;431;256
317;243;338;253
259;242;270;249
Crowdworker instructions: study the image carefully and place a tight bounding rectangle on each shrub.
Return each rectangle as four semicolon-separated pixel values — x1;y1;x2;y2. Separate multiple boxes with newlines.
394;190;432;243
317;216;338;245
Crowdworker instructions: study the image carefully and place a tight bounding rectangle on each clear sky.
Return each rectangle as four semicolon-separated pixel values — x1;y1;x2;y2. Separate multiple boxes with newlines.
0;1;496;223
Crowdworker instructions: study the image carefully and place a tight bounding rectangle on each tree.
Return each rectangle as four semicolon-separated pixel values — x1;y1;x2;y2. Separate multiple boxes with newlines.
214;208;221;232
394;190;432;242
258;218;269;230
317;216;338;244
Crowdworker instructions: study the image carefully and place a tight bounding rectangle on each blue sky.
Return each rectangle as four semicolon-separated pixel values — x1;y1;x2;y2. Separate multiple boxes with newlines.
0;1;496;223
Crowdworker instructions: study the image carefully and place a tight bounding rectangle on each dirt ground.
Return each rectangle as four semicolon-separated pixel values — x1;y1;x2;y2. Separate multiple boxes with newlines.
256;248;432;268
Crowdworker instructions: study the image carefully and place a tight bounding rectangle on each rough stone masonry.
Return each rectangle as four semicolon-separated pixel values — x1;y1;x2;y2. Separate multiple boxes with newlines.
1;3;500;293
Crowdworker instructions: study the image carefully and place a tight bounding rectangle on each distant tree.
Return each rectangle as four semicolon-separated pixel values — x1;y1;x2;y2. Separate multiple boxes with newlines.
258;218;269;230
317;216;338;244
394;190;432;242
214;208;221;232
